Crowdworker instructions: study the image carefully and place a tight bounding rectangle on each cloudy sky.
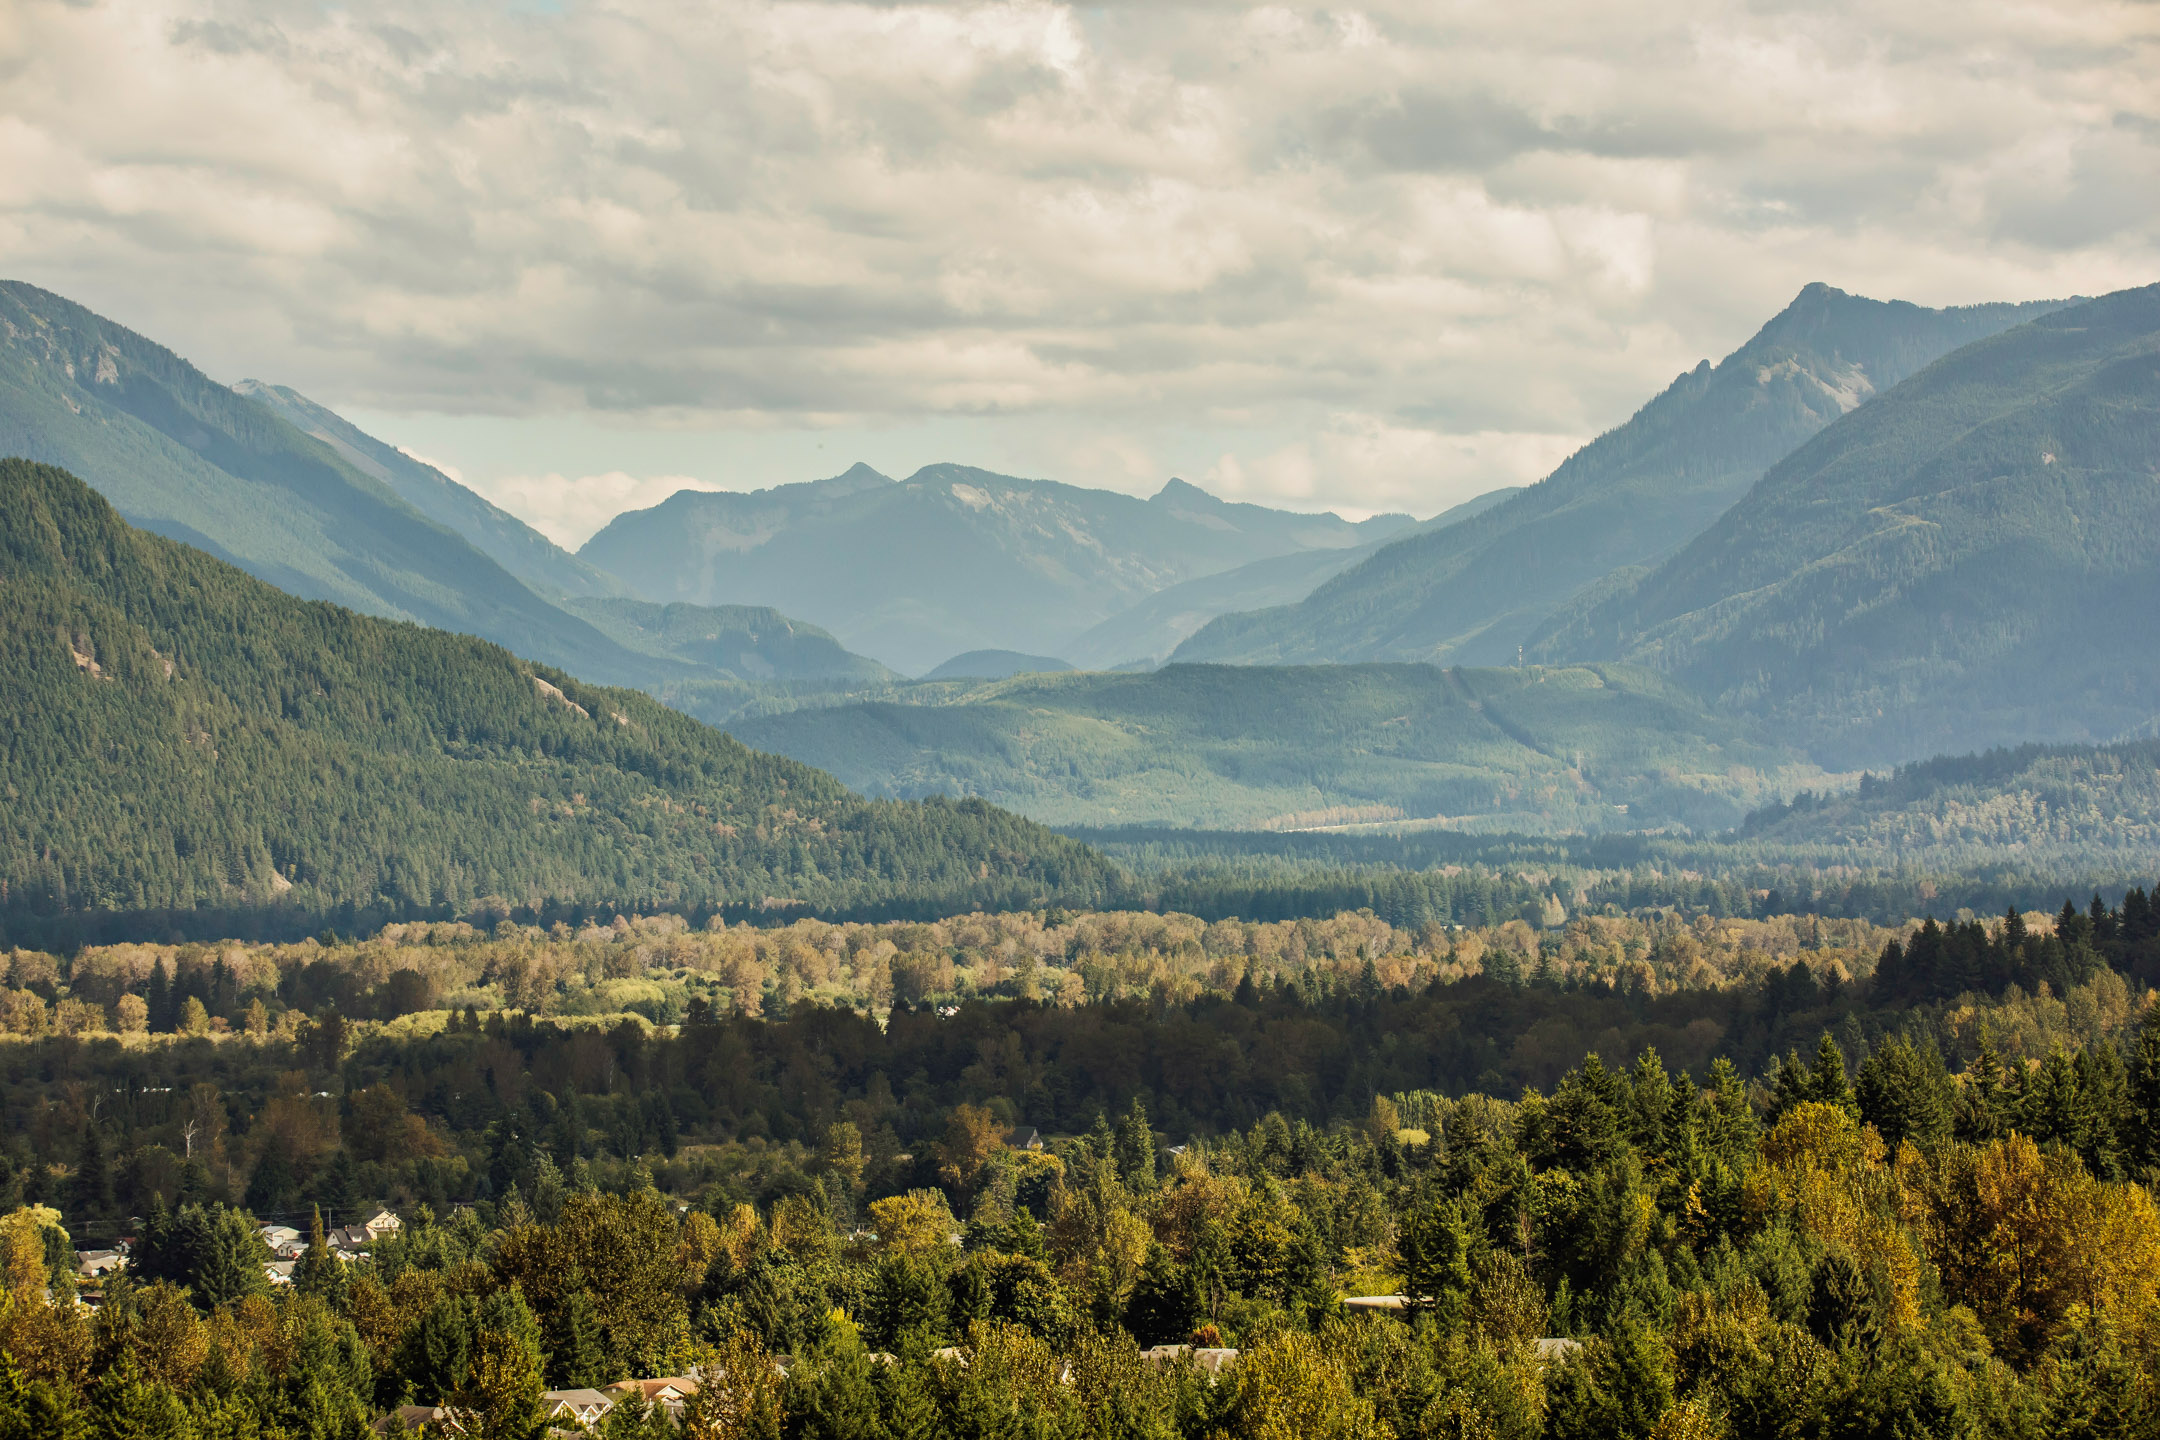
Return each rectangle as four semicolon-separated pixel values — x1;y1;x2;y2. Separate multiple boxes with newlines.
4;0;2156;543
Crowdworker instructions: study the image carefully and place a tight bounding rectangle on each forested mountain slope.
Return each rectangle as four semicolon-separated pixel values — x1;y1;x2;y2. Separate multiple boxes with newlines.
1175;285;2067;668
0;460;1115;943
579;465;1413;674
1735;740;2160;876
0;281;669;688
1541;283;2160;767
235;380;625;601
727;662;1821;832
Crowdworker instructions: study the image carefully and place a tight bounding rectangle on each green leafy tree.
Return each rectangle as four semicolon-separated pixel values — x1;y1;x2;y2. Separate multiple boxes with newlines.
0;1348;89;1440
450;1289;547;1440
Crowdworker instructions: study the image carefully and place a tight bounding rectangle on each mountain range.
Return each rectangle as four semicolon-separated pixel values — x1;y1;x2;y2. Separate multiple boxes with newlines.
578;465;1415;674
1541;281;2160;766
727;283;2160;827
1173;285;2069;669
1;278;1436;689
8;272;2157;862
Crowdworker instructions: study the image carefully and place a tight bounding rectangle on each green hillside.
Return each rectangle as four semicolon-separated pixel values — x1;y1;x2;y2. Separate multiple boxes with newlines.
0;281;668;689
1542;283;2160;766
1175;285;2066;668
726;662;1823;832
0;460;1116;942
579;465;1414;674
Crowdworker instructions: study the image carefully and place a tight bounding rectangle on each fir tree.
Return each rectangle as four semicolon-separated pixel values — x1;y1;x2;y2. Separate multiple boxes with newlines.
1808;1033;1854;1114
2073;1043;2131;1180
1114;1098;1157;1190
545;1281;607;1390
787;1314;885;1440
2128;1001;2160;1173
245;1133;299;1217
145;964;175;1035
1856;1038;1953;1153
1770;1048;1813;1121
295;1205;343;1301
872;1360;941;1440
1958;1026;2011;1144
65;1126;114;1227
1699;1057;1758;1167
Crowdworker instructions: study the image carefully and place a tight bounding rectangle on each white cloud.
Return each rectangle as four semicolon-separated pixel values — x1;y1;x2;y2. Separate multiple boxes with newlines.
0;0;2153;525
479;471;726;549
1206;416;1582;516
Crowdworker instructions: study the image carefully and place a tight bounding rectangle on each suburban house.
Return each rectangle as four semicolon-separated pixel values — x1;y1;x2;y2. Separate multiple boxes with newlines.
361;1209;403;1242
75;1250;126;1280
1003;1126;1043;1151
541;1389;614;1426
600;1377;699;1414
372;1404;461;1434
258;1224;304;1258
264;1260;297;1286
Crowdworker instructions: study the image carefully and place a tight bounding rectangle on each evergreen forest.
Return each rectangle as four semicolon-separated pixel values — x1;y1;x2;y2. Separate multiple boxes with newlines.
0;889;2157;1436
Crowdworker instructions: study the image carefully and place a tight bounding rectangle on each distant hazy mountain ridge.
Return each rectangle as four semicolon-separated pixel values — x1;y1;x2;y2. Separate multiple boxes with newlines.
0;281;909;721
579;462;1414;673
1174;285;2069;669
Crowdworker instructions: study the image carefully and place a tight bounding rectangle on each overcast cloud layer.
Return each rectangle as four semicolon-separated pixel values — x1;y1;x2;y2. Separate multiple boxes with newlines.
3;0;2156;538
